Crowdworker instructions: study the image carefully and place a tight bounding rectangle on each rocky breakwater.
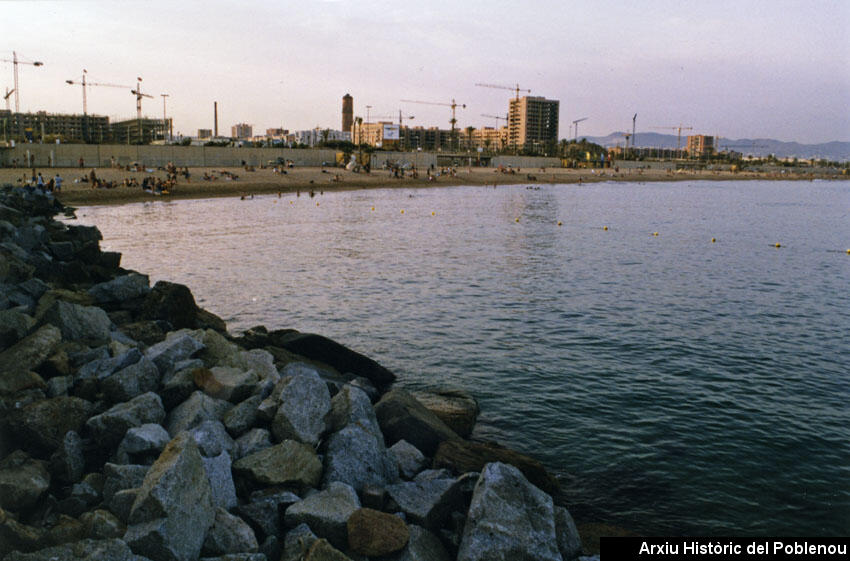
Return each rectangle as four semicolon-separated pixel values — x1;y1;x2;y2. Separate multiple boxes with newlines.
0;184;588;561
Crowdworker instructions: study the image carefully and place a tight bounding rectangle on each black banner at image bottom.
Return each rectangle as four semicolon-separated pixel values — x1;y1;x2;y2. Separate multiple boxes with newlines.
601;537;849;560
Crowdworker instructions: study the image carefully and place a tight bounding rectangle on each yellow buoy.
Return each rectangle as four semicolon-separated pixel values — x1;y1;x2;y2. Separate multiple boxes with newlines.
401;209;404;214
515;217;520;223
775;242;781;248
846;248;850;254
290;201;293;205
653;232;659;237
711;237;716;243
603;226;608;231
316;202;320;206
557;221;562;226
432;211;435;216
371;206;375;211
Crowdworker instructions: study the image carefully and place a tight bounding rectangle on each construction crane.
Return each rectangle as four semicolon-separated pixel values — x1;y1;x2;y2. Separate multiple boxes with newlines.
3;88;13;111
481;113;508;127
475;82;530;100
571;117;588;142
400;98;466;150
1;51;44;112
631;113;637;150
652;124;693;154
130;77;153;121
65;70;129;116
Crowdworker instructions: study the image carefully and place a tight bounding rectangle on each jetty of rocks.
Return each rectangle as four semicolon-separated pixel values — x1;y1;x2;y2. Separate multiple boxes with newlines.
0;184;587;561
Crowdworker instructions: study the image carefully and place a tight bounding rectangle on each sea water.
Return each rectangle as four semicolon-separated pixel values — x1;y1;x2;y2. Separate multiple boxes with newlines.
74;180;850;535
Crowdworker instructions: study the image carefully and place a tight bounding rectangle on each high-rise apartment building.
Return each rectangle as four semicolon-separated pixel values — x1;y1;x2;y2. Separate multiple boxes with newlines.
231;123;253;139
508;96;559;150
686;135;715;156
342;94;353;133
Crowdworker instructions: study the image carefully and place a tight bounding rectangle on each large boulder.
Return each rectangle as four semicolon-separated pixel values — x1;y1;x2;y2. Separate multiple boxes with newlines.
7;396;93;454
49;430;86;484
222;394;263;437
392;524;452;561
322;423;398;492
116;424;171;463
202;451;238;510
389;440;426;480
409;388;479;438
144;331;205;375
1;537;150;561
274;332;396;389
194;366;259;403
283;482;360;550
270;370;331;446
202;507;259;556
39;300;111;342
554;505;582;561
0;324;61;393
138;281;201;329
101;356;161;404
166;391;231;436
326;384;380;435
374;389;461;456
233;440;322;489
346;508;409;556
236;489;301;543
124;432;216;561
456;462;562;561
85;392;166;448
0;451;50;511
433;439;560;497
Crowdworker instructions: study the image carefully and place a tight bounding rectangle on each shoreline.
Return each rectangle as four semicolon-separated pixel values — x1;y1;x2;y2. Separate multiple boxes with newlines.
2;165;843;207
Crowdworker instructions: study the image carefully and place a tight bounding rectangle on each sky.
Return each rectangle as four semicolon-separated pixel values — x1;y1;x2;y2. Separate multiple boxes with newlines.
3;0;849;144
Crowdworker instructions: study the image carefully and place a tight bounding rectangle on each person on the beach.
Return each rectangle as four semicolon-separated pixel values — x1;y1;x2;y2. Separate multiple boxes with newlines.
36;173;45;188
54;174;62;192
79;157;84;168
89;168;97;187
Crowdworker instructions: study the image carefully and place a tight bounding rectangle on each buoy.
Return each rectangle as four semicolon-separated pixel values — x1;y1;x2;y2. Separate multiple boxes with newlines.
603;226;608;231
290;201;293;204
515;217;520;223
371;206;375;211
775;242;781;248
846;248;850;254
401;209;404;214
653;232;659;237
432;211;435;216
711;237;716;243
316;202;320;206
557;221;562;226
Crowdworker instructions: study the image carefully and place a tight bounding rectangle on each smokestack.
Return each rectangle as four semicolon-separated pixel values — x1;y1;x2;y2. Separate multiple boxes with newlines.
214;102;218;137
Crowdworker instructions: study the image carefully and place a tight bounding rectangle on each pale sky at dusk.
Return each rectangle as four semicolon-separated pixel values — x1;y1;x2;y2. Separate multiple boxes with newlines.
4;0;849;143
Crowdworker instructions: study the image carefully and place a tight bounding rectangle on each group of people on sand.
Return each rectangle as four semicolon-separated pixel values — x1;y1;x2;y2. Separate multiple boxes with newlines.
20;169;63;192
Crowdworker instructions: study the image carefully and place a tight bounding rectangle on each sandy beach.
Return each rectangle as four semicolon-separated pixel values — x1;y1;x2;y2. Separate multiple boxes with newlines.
0;164;837;207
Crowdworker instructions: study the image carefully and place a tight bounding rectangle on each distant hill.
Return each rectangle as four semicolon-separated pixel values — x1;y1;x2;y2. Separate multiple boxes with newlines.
584;132;850;161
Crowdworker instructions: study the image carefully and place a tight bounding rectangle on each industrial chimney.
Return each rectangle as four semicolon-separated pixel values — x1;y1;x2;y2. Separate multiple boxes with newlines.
214;102;218;137
342;94;353;133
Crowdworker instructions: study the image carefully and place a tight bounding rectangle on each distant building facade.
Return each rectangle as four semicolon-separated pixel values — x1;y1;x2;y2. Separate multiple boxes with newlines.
342;94;353;133
508;96;559;150
198;129;213;139
231;123;253;139
686;135;715;156
1;109;110;143
293;128;351;147
111;118;171;145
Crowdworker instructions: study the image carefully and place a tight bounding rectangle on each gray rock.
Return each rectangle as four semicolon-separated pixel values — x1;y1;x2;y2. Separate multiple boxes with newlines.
76;348;142;381
86;392;166;447
281;523;318;561
235;428;272;460
188;420;237;458
160;366;198;410
322;423;398;492
80;508;125;539
200;555;267;561
88;273;151;303
46;375;73;397
166;391;232;436
0;538;151;561
0;324;60;393
124;432;216;561
49;430;85;484
223;394;263;437
0;450;50;511
374;389;461;456
390;440;426;480
102;463;150;504
283;482;360;550
326;384;380;435
392;524;452;561
7;396;93;454
117;423;172;457
202;507;259;556
197;328;240;365
554;506;582;561
271;370;331;446
409;388;479;439
0;308;35;349
456;462;562;561
203;451;238;510
233;440;322;489
107;488;139;524
385;477;463;532
223;348;279;384
144;331;205;374
236;489;301;541
195;365;259;403
102;356;161;404
40;300;112;342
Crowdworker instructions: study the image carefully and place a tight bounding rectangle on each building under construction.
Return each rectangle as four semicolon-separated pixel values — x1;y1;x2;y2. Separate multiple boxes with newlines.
0;109;169;144
508;96;559;151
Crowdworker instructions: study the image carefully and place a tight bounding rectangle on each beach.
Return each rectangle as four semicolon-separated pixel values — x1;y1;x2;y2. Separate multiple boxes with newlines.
1;164;833;207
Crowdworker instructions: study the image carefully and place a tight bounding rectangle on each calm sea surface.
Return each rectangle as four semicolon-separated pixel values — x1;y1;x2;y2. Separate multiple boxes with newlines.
73;180;849;535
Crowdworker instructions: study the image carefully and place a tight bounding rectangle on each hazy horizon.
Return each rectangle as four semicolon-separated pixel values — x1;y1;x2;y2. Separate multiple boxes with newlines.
3;0;849;144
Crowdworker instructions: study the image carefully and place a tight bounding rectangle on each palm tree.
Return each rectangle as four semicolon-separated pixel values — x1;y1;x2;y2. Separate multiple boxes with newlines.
465;126;475;151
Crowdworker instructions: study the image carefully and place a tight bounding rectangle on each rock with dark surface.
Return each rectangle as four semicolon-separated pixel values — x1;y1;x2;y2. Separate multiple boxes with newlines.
433;439;560;497
391;524;452;561
188;420;237;458
0;324;60;394
101;356;161;404
283;482;360;550
456;462;562;561
389;440;426;480
233;440;322;489
303;538;353;561
80;509;125;540
0;451;50;511
374;389;461;456
409;388;479;439
116;424;171;462
166;391;232;437
49;430;85;484
235;429;272;460
202;507;259;556
1;537;151;561
270;370;331;446
236;489;300;542
87;273;150;304
326;384;380;435
144;331;205;375
0;506;43;553
0;309;36;351
202;451;238;510
138;281;201;329
102;463;150;505
39;300;111;342
124;433;216;561
223;394;262;437
194;366;259;403
85;392;166;448
274;332;396;389
384;476;463;533
7;396;93;454
322;423;398;492
281;523;318;561
346;508;409;556
554;506;582;560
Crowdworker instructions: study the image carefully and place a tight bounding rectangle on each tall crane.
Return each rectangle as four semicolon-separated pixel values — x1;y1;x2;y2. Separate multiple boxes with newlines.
652;124;693;154
3;88;13;112
572;117;588;142
1;51;44;112
481;113;508;127
475;82;531;100
400;98;466;150
130;77;153;121
65;70;129;116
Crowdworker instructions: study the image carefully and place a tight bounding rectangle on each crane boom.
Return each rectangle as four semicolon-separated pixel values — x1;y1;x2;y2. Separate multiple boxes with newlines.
572;117;588;141
651;124;693;152
475;82;531;100
401;98;466;148
1;51;44;112
66;70;131;115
